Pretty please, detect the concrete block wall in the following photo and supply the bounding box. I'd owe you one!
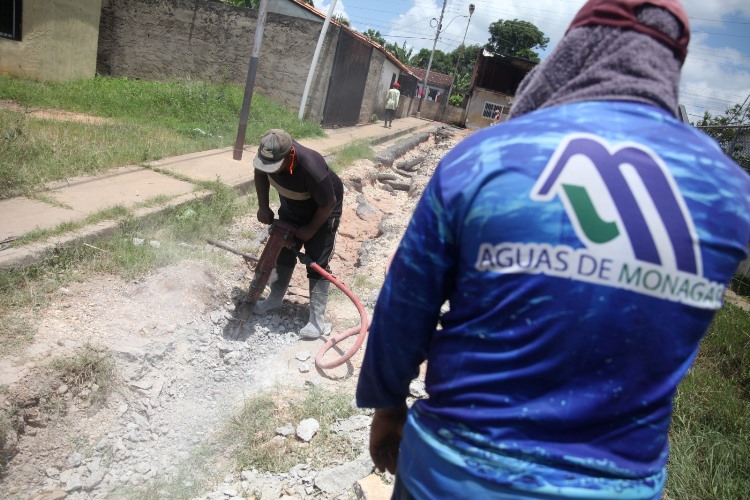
[359,49,386,125]
[97,0,338,124]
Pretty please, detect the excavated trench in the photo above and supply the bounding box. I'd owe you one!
[0,126,467,499]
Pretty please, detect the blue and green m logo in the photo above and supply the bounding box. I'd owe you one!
[531,134,702,276]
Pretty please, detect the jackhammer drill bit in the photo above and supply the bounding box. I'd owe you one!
[225,220,298,339]
[206,239,258,263]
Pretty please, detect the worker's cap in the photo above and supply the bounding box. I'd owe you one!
[393,82,401,88]
[253,129,293,173]
[567,0,690,63]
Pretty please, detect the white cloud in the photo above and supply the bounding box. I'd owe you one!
[680,34,750,119]
[315,0,349,21]
[681,0,750,25]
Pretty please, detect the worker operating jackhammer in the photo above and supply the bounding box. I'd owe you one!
[250,129,344,340]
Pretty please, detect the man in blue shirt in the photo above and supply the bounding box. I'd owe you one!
[356,0,750,498]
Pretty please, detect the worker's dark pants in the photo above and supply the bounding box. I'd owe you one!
[385,108,395,125]
[277,212,339,282]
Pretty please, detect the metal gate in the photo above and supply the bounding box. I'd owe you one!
[322,30,372,127]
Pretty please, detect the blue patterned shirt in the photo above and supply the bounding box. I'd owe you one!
[356,101,750,498]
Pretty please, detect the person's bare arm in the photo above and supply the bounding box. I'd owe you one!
[369,404,408,474]
[255,170,274,224]
[296,198,336,241]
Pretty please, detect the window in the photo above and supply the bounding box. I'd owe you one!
[483,102,505,119]
[0,0,23,41]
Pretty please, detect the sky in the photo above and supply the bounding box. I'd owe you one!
[313,0,750,122]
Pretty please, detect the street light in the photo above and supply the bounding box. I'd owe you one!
[433,11,471,33]
[416,0,448,117]
[440,3,475,122]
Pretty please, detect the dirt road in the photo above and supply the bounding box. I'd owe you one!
[0,129,466,499]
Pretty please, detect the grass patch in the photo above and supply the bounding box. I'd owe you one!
[13,204,132,247]
[0,75,325,198]
[0,109,216,199]
[0,250,77,355]
[328,140,374,173]
[50,345,116,406]
[29,192,73,210]
[0,314,35,357]
[350,273,379,297]
[665,303,750,499]
[231,386,360,473]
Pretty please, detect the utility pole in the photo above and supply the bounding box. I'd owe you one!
[233,0,271,160]
[299,0,338,120]
[416,0,448,118]
[440,3,474,123]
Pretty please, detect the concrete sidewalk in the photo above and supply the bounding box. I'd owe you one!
[0,117,436,268]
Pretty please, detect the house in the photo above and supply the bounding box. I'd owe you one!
[405,66,453,103]
[464,49,537,129]
[402,65,456,122]
[0,0,103,82]
[0,0,413,128]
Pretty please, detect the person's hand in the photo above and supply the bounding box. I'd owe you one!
[257,207,274,225]
[369,405,407,474]
[295,224,316,242]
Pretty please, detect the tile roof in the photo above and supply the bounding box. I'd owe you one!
[406,66,454,88]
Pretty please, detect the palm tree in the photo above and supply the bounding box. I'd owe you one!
[333,13,350,26]
[385,41,413,65]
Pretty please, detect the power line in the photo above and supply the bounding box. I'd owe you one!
[689,16,750,25]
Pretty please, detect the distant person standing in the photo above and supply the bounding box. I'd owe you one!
[492,107,502,125]
[384,82,401,128]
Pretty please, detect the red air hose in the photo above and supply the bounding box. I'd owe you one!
[310,262,370,370]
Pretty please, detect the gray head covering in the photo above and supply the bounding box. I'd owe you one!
[509,6,684,119]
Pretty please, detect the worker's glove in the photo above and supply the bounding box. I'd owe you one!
[369,404,408,474]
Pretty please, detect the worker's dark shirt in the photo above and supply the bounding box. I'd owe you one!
[267,141,343,225]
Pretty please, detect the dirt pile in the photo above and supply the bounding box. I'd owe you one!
[0,128,467,499]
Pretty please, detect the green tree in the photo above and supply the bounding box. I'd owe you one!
[487,19,549,62]
[452,72,471,93]
[451,44,481,78]
[363,29,386,46]
[409,49,453,75]
[449,93,464,107]
[385,41,413,65]
[696,102,750,170]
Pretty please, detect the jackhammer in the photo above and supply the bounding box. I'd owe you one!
[208,220,369,370]
[209,220,299,340]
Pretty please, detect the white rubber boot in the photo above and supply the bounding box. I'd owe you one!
[254,265,294,315]
[299,279,332,339]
